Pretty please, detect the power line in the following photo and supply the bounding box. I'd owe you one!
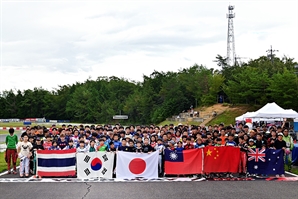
[266,45,279,64]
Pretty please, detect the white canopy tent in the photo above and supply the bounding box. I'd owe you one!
[235,102,298,121]
[249,102,298,118]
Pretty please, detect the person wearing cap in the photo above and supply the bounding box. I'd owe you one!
[248,139,256,149]
[282,129,294,171]
[5,128,18,174]
[167,140,176,151]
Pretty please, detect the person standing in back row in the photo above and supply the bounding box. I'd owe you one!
[5,128,18,174]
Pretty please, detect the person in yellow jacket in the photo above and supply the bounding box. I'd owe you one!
[282,129,294,171]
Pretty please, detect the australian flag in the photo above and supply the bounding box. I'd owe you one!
[247,148,284,175]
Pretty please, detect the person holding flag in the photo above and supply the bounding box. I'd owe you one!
[282,129,294,172]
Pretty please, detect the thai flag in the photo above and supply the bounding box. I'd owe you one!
[36,149,76,177]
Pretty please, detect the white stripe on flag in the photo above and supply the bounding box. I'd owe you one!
[37,166,75,172]
[37,153,75,159]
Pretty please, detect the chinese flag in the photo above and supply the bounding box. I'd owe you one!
[203,146,240,173]
[164,149,203,174]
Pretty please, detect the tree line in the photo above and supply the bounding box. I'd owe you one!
[0,55,297,124]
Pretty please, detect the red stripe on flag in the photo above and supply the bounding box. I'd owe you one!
[37,170,75,177]
[37,149,76,154]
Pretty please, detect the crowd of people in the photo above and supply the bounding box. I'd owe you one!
[5,122,295,178]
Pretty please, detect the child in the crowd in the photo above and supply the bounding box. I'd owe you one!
[181,135,187,147]
[77,140,88,153]
[150,136,157,148]
[238,136,248,177]
[43,135,52,150]
[32,137,44,179]
[190,136,196,146]
[17,134,33,177]
[175,141,184,152]
[112,134,121,149]
[195,138,205,148]
[184,138,195,150]
[142,138,154,153]
[248,139,256,148]
[255,133,267,149]
[128,140,136,152]
[51,128,59,141]
[135,141,143,153]
[89,139,97,152]
[97,138,107,151]
[5,128,18,174]
[58,133,68,149]
[49,141,61,150]
[107,142,116,152]
[155,138,165,177]
[225,134,237,146]
[71,130,80,147]
[65,139,75,149]
[215,138,223,147]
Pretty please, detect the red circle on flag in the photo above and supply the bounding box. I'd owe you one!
[129,158,146,174]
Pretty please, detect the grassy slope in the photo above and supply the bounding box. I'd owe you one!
[158,104,260,127]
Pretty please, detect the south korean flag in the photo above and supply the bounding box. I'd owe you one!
[77,152,115,179]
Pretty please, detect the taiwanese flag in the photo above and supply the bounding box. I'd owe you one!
[164,149,203,174]
[203,146,240,173]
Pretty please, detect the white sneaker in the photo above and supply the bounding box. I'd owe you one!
[275,174,280,177]
[281,174,285,177]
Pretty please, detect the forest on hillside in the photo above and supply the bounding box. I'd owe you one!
[0,55,297,124]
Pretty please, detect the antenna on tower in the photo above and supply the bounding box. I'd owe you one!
[266,45,278,64]
[226,5,236,66]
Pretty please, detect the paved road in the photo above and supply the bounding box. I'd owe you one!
[0,131,21,143]
[0,181,297,199]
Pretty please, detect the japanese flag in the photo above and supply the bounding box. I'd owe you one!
[116,151,159,179]
[77,152,115,179]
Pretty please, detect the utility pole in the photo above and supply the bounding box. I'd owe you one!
[226,5,236,66]
[266,45,278,64]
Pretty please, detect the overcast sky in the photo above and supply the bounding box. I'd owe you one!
[1,0,297,92]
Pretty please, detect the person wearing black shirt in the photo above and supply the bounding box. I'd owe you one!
[118,139,129,152]
[274,133,287,150]
[255,133,267,149]
[32,137,44,178]
[142,138,154,153]
[127,140,136,152]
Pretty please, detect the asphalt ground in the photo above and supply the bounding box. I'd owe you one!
[0,181,297,199]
